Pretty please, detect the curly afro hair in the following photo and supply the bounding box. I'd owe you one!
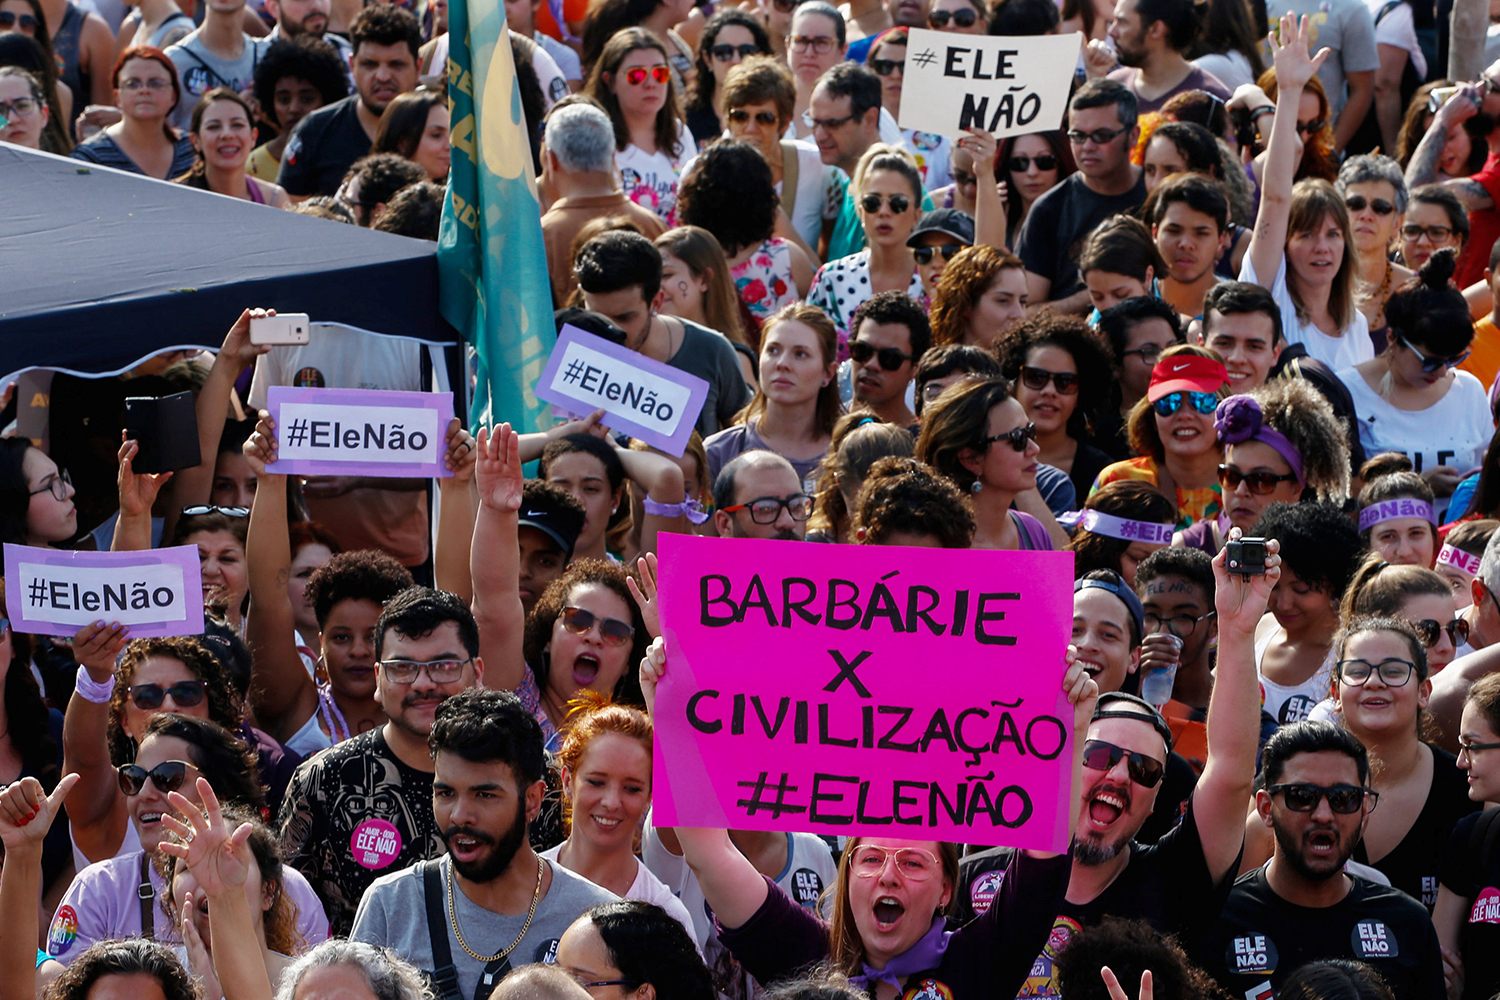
[676,139,779,256]
[1241,376,1350,504]
[1054,916,1221,1000]
[994,313,1116,440]
[852,457,975,548]
[523,559,649,707]
[1251,500,1364,599]
[305,550,414,630]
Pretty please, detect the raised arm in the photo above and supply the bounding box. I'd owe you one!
[0,775,77,1000]
[470,424,529,693]
[241,412,318,742]
[1194,529,1280,881]
[1404,78,1496,212]
[517,410,610,464]
[433,418,479,602]
[110,437,173,553]
[965,129,1007,250]
[60,621,130,863]
[614,444,686,558]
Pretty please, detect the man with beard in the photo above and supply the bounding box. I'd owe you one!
[265,0,354,87]
[1095,0,1228,115]
[950,536,1272,998]
[278,586,484,935]
[1149,174,1229,324]
[351,688,614,998]
[1204,721,1444,997]
[711,451,813,539]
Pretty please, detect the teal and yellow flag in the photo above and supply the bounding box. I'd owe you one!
[439,0,555,431]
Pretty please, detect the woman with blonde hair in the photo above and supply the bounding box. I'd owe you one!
[1240,17,1370,371]
[806,414,915,543]
[655,226,758,385]
[928,245,1029,349]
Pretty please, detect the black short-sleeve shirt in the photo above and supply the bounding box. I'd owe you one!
[1353,746,1479,909]
[1013,172,1148,300]
[1439,808,1500,1000]
[277,95,371,197]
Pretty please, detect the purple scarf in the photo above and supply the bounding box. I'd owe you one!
[851,916,953,991]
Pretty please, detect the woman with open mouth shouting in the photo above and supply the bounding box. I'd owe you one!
[635,636,1097,1000]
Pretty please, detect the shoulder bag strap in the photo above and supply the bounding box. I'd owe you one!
[138,853,155,941]
[780,141,800,222]
[423,860,465,1000]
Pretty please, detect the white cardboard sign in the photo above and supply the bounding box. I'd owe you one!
[897,30,1083,139]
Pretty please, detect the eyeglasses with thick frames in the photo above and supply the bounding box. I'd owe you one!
[722,494,816,523]
[1398,334,1470,373]
[1402,224,1455,243]
[928,7,977,27]
[1344,195,1394,216]
[1458,737,1500,756]
[1267,782,1377,814]
[1008,154,1058,172]
[1151,391,1218,417]
[1143,610,1215,639]
[1019,366,1079,395]
[622,65,670,86]
[560,606,636,646]
[118,760,195,796]
[848,844,942,880]
[0,97,39,119]
[1335,657,1418,687]
[850,340,914,371]
[1121,342,1166,363]
[1218,464,1298,495]
[859,192,910,214]
[912,243,965,265]
[983,422,1037,452]
[1067,125,1128,146]
[378,658,473,684]
[711,43,761,61]
[727,108,779,126]
[803,109,855,131]
[870,57,904,76]
[1081,739,1165,787]
[788,34,837,53]
[28,468,71,501]
[1412,617,1469,648]
[127,680,208,711]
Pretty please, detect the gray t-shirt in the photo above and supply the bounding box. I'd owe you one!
[351,856,617,997]
[667,317,753,437]
[164,31,270,131]
[1267,0,1379,119]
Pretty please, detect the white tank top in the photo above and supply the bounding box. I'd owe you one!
[1255,627,1337,726]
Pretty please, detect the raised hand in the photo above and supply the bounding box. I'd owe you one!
[1083,39,1116,78]
[179,898,224,1000]
[1212,529,1280,635]
[1101,966,1152,1000]
[1062,644,1100,732]
[626,553,662,639]
[1268,14,1330,93]
[442,418,478,482]
[160,778,254,900]
[475,423,523,513]
[0,774,79,854]
[73,620,129,679]
[639,636,667,718]
[219,309,273,368]
[242,410,279,476]
[960,128,998,179]
[548,409,610,442]
[117,435,173,519]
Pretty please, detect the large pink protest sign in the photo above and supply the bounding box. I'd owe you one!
[653,534,1076,851]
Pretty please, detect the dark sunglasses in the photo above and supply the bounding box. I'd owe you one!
[1267,782,1376,814]
[623,65,671,85]
[983,422,1037,452]
[127,680,208,711]
[950,168,977,187]
[560,606,636,646]
[928,7,978,27]
[771,0,798,11]
[912,242,966,265]
[727,108,779,126]
[117,760,192,796]
[1082,739,1165,788]
[851,340,914,371]
[870,58,904,76]
[711,43,761,60]
[1412,618,1470,648]
[860,192,911,214]
[1217,464,1298,495]
[1398,334,1471,374]
[1344,195,1395,216]
[1294,118,1327,136]
[0,10,38,28]
[1151,391,1218,417]
[1007,154,1058,172]
[1019,366,1079,395]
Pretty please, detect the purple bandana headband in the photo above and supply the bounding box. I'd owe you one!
[1438,543,1482,576]
[1059,509,1175,545]
[1213,395,1305,487]
[1358,498,1437,532]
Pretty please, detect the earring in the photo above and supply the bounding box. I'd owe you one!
[971,480,982,494]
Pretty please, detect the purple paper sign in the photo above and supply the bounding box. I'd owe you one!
[4,544,206,638]
[263,387,454,478]
[533,324,709,457]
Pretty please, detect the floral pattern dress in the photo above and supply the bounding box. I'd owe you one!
[731,238,800,322]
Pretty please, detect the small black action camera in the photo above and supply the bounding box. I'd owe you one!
[1225,537,1268,575]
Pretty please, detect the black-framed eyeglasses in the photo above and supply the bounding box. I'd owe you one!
[983,422,1037,452]
[1081,739,1165,787]
[1458,737,1500,756]
[1267,782,1377,814]
[1067,125,1128,146]
[28,468,71,501]
[722,494,815,523]
[1398,334,1470,374]
[912,243,966,265]
[181,504,250,517]
[559,606,636,647]
[727,108,779,126]
[1019,366,1079,395]
[1344,195,1394,216]
[711,42,761,60]
[928,7,978,27]
[788,34,837,53]
[1336,657,1418,687]
[850,340,914,371]
[870,57,904,76]
[127,680,208,711]
[1152,391,1218,417]
[378,658,473,684]
[0,10,38,29]
[1402,223,1455,243]
[803,109,856,131]
[117,760,195,796]
[1008,154,1058,172]
[1412,617,1469,648]
[0,97,39,119]
[860,192,911,214]
[1121,342,1165,362]
[1218,464,1299,495]
[1144,610,1215,639]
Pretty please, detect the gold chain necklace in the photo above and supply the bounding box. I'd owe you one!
[446,855,545,963]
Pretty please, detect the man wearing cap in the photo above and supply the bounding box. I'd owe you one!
[908,208,974,301]
[950,538,1274,998]
[517,480,585,616]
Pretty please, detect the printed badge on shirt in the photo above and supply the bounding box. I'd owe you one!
[792,867,826,908]
[1352,919,1398,959]
[1227,933,1277,975]
[1471,886,1500,923]
[46,904,78,956]
[968,869,1005,916]
[903,979,953,1000]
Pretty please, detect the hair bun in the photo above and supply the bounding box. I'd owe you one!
[1420,246,1457,290]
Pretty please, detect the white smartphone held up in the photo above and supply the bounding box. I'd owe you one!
[249,313,311,346]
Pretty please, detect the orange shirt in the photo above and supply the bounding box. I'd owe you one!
[1460,314,1500,395]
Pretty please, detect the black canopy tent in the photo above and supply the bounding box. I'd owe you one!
[0,143,461,383]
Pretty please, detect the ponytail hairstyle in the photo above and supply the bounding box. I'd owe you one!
[1340,551,1451,624]
[1078,214,1167,285]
